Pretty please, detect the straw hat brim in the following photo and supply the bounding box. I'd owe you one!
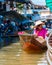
[34,20,45,28]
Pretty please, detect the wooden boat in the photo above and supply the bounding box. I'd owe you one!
[19,33,47,53]
[47,33,52,65]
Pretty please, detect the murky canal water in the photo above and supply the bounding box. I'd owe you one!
[0,37,49,65]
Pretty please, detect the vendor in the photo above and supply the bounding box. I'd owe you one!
[33,20,48,39]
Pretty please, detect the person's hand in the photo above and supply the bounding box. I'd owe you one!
[46,33,50,37]
[38,36,44,39]
[46,28,48,30]
[34,34,38,38]
[30,25,34,29]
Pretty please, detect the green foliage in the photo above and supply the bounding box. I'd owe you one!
[16,3,24,10]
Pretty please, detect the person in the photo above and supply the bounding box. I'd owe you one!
[0,24,4,49]
[33,20,48,39]
[13,7,17,11]
[23,3,27,17]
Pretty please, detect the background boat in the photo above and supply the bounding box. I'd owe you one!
[47,32,52,65]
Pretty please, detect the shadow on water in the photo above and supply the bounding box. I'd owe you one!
[21,44,47,54]
[0,36,20,48]
[22,48,47,54]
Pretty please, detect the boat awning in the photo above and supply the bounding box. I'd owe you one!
[46,0,52,12]
[0,0,4,2]
[15,0,30,3]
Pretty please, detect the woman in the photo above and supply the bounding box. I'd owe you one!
[34,20,48,39]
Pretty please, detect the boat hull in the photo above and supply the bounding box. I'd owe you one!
[19,34,47,53]
[23,42,47,53]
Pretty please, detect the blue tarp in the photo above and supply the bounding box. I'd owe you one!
[16,0,29,2]
[0,0,4,2]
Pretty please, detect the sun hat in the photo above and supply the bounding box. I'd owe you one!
[35,20,44,27]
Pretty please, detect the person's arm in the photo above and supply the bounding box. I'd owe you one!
[46,31,50,37]
[33,29,38,38]
[3,27,9,35]
[38,36,44,39]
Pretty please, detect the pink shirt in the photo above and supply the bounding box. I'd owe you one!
[34,28,47,38]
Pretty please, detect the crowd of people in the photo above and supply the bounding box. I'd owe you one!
[0,19,19,48]
[0,19,18,36]
[0,16,33,48]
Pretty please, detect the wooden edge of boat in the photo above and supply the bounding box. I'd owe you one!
[47,33,52,65]
[47,51,52,65]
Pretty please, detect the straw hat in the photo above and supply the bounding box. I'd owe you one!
[35,20,44,27]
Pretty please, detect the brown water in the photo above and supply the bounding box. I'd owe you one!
[0,38,49,65]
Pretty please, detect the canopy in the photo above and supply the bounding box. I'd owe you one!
[0,0,4,2]
[15,0,29,3]
[46,0,52,12]
[30,0,46,6]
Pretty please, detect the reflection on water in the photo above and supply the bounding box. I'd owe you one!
[0,37,49,65]
[20,51,49,65]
